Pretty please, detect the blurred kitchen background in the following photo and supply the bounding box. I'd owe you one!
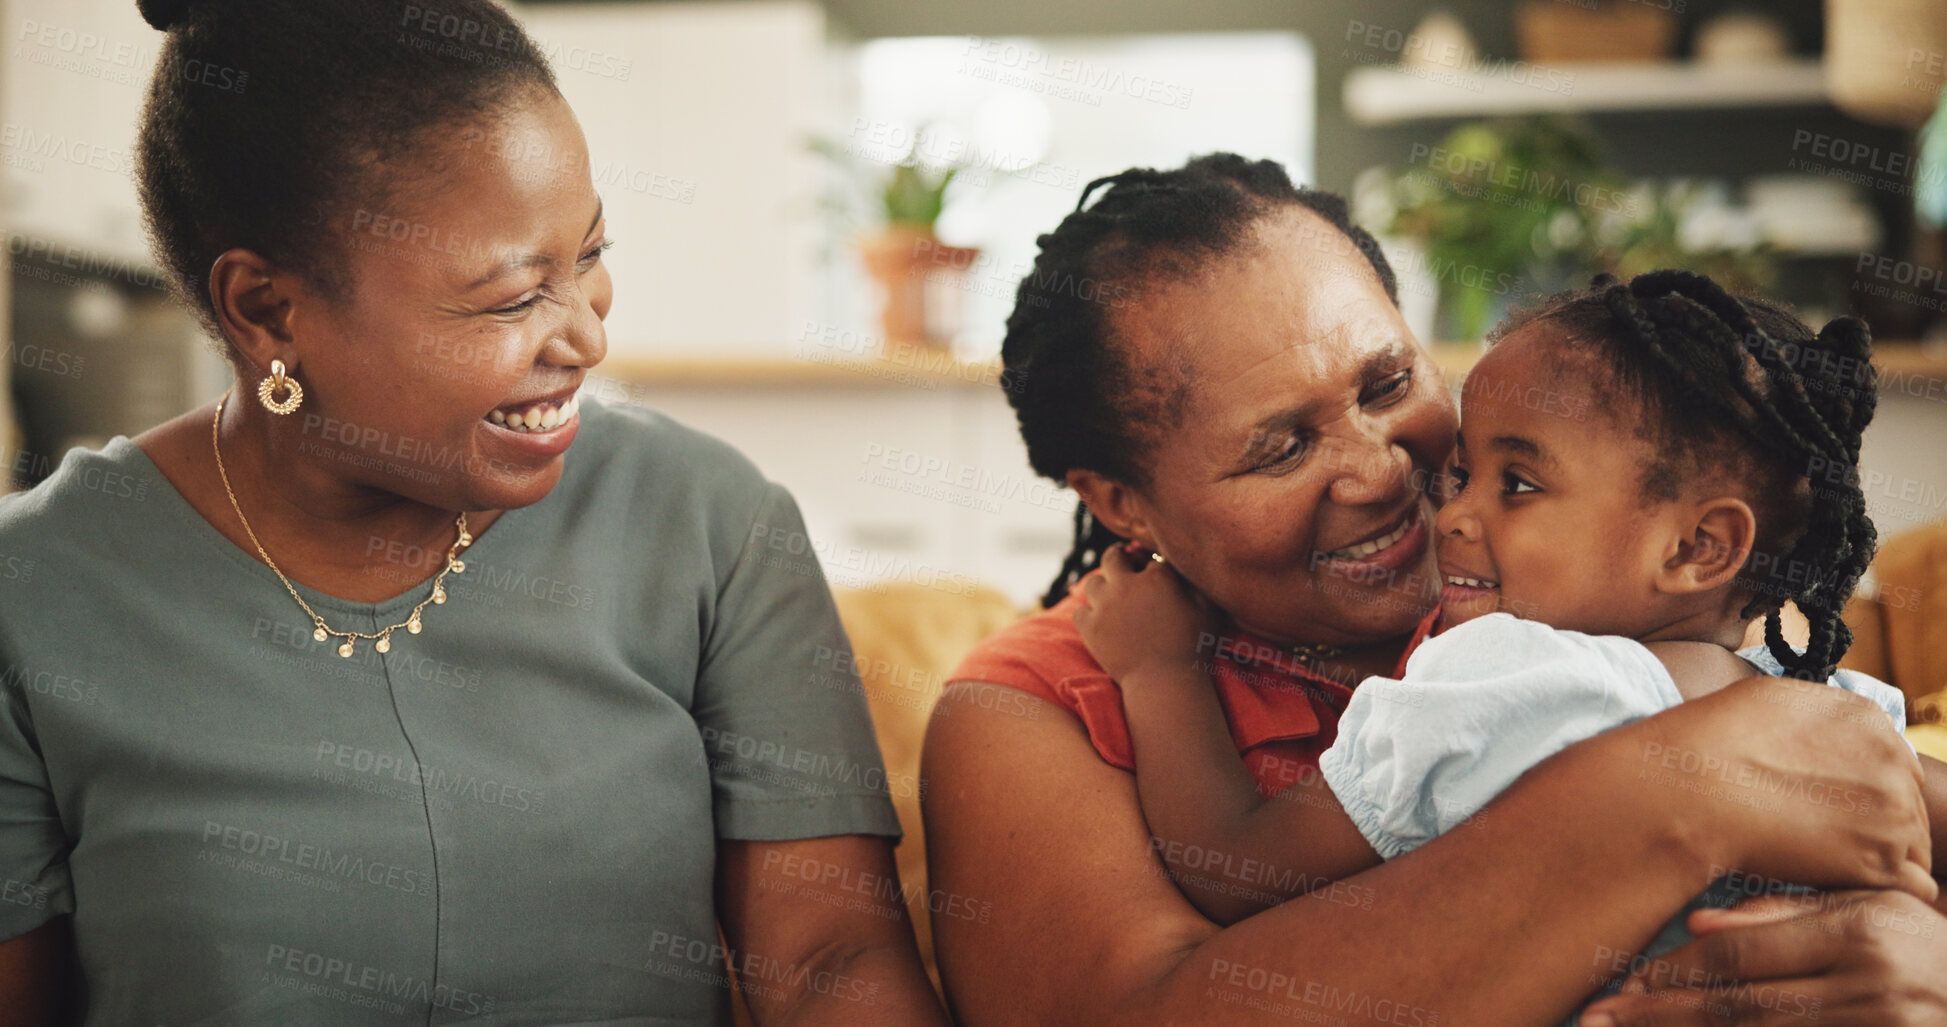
[5,0,1947,608]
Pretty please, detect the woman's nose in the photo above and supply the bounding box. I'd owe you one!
[551,274,610,369]
[1324,433,1410,508]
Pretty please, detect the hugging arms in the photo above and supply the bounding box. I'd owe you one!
[922,156,1944,1025]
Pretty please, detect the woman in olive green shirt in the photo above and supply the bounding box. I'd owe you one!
[0,1,946,1024]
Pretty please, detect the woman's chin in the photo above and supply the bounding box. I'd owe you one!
[392,457,565,516]
[460,462,566,512]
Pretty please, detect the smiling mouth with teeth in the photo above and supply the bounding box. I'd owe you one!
[1443,575,1499,590]
[1321,512,1415,561]
[486,394,580,432]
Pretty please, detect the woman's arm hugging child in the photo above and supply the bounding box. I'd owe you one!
[1076,269,1944,1014]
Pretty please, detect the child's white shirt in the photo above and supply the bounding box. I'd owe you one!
[1319,612,1911,861]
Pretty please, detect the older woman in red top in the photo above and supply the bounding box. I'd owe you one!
[921,154,1947,1025]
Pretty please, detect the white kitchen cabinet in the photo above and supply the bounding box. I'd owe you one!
[596,372,1073,612]
[2,0,158,266]
[514,1,831,360]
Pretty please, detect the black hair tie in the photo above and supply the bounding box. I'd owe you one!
[136,0,197,32]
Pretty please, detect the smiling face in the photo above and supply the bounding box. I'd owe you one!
[1435,323,1688,633]
[286,86,611,512]
[1102,206,1457,648]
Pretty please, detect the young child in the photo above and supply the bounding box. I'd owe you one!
[1074,270,1942,1019]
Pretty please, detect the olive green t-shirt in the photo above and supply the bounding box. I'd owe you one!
[0,395,900,1025]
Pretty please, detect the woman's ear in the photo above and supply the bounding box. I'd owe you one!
[208,247,302,373]
[1657,496,1757,595]
[1065,468,1157,550]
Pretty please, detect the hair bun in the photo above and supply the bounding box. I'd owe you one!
[136,0,195,31]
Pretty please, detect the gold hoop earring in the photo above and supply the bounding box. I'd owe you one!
[257,359,304,415]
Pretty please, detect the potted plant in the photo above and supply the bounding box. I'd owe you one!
[1379,115,1774,341]
[814,130,980,346]
[858,162,980,345]
[1384,116,1624,340]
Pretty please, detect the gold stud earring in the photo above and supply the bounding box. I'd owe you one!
[257,359,304,415]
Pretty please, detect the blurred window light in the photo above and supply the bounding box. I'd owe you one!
[841,33,1315,357]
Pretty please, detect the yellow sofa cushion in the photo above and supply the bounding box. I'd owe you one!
[1842,518,1947,716]
[832,582,1021,996]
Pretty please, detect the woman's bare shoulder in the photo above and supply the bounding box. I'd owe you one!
[922,682,1215,1024]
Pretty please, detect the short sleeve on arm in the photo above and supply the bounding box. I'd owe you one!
[0,684,73,940]
[1319,614,1678,859]
[1736,646,1915,754]
[1819,668,1912,755]
[1831,670,1908,728]
[693,481,903,842]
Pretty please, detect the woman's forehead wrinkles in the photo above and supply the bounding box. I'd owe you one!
[1208,332,1320,390]
[1205,311,1401,394]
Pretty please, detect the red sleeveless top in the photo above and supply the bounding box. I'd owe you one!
[946,579,1441,797]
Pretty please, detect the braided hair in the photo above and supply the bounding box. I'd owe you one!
[1002,153,1399,607]
[1493,271,1878,680]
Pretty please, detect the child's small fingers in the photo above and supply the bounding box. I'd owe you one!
[1075,576,1104,609]
[1685,894,1808,934]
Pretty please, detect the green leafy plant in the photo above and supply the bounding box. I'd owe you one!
[1380,115,1777,340]
[1598,181,1774,295]
[809,127,962,233]
[879,161,958,229]
[1385,116,1624,339]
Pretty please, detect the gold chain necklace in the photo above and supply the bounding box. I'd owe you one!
[211,398,473,658]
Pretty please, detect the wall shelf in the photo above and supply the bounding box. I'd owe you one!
[1870,342,1947,387]
[1343,58,1829,126]
[598,350,1004,391]
[1429,341,1946,389]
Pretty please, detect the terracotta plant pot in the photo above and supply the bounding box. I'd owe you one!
[859,225,980,346]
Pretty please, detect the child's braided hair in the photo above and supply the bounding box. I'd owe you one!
[1000,153,1398,608]
[1495,270,1878,680]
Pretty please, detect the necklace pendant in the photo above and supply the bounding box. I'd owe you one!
[215,399,463,664]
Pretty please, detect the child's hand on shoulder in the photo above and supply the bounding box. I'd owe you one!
[1073,545,1220,685]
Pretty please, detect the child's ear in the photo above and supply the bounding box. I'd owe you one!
[1656,497,1756,595]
